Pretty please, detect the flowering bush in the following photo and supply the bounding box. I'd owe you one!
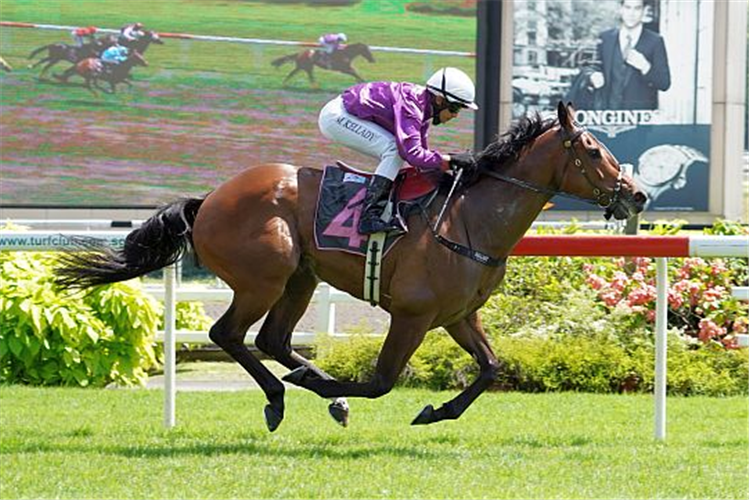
[584,256,747,349]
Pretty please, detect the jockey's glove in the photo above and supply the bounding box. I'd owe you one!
[448,151,476,171]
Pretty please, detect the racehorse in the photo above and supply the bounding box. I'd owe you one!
[55,103,646,432]
[54,31,163,84]
[71,51,148,95]
[27,36,114,79]
[271,43,375,85]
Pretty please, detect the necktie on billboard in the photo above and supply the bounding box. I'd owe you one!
[622,33,633,60]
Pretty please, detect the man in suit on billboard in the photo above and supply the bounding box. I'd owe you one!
[588,0,671,110]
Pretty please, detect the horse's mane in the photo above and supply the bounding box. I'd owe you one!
[449,113,556,190]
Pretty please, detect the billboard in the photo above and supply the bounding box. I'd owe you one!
[512,0,714,213]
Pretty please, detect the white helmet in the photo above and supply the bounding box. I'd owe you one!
[426,67,478,110]
[338,33,347,42]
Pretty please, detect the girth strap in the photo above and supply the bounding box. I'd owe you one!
[434,233,506,267]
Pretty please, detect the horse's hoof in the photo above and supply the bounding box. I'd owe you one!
[328,398,349,427]
[411,404,436,426]
[264,404,284,433]
[282,366,309,386]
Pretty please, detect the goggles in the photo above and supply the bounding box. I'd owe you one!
[447,101,466,114]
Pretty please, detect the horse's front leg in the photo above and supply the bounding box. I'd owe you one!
[283,313,432,400]
[282,67,301,85]
[342,68,364,83]
[85,77,98,96]
[412,311,500,425]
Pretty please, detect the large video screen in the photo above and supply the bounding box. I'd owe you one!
[0,0,477,208]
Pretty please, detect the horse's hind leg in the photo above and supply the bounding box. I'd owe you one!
[209,291,288,432]
[412,312,500,425]
[284,312,433,401]
[254,264,350,426]
[38,59,57,78]
[28,57,49,70]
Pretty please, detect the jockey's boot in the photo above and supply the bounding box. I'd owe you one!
[358,175,405,235]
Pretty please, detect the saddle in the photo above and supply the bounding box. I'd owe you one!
[314,162,442,257]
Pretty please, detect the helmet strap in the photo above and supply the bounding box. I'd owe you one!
[430,95,447,125]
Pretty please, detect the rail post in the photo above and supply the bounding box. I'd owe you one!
[163,265,177,428]
[654,257,668,440]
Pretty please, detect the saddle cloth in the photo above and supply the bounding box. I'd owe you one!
[313,163,440,257]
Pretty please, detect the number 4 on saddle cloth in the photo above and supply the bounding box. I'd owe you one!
[314,162,442,256]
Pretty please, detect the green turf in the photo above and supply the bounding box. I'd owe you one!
[1,384,747,499]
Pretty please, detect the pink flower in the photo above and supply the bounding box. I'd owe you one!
[627,285,656,306]
[586,274,607,290]
[600,289,622,307]
[667,289,684,309]
[688,282,703,305]
[645,309,656,322]
[610,271,629,292]
[732,317,748,334]
[632,256,652,273]
[710,260,727,276]
[698,318,726,343]
[631,271,646,283]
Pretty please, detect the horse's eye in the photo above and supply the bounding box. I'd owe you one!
[589,148,602,159]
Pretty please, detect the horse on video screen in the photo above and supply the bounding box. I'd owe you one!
[271,43,375,85]
[55,103,646,432]
[27,37,115,79]
[71,51,148,95]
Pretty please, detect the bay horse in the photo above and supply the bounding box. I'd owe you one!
[54,32,163,84]
[27,37,114,79]
[55,103,646,432]
[71,51,148,95]
[271,43,375,85]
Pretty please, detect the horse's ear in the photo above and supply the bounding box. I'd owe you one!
[557,101,573,131]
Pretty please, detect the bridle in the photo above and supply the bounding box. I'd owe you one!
[429,124,628,267]
[481,125,624,216]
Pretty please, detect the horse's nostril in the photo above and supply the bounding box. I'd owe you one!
[634,192,648,204]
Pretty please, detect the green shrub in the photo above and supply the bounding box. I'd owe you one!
[0,251,160,387]
[494,336,634,393]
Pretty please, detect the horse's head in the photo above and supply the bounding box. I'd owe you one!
[145,31,165,45]
[553,101,646,220]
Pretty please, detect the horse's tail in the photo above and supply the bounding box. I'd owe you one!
[28,44,53,59]
[271,53,296,68]
[55,198,204,289]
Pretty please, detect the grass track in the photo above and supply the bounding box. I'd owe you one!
[1,385,747,499]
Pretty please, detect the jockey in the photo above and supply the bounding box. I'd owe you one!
[119,22,145,45]
[318,32,347,54]
[318,67,478,234]
[71,26,97,47]
[101,44,129,69]
[316,32,346,67]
